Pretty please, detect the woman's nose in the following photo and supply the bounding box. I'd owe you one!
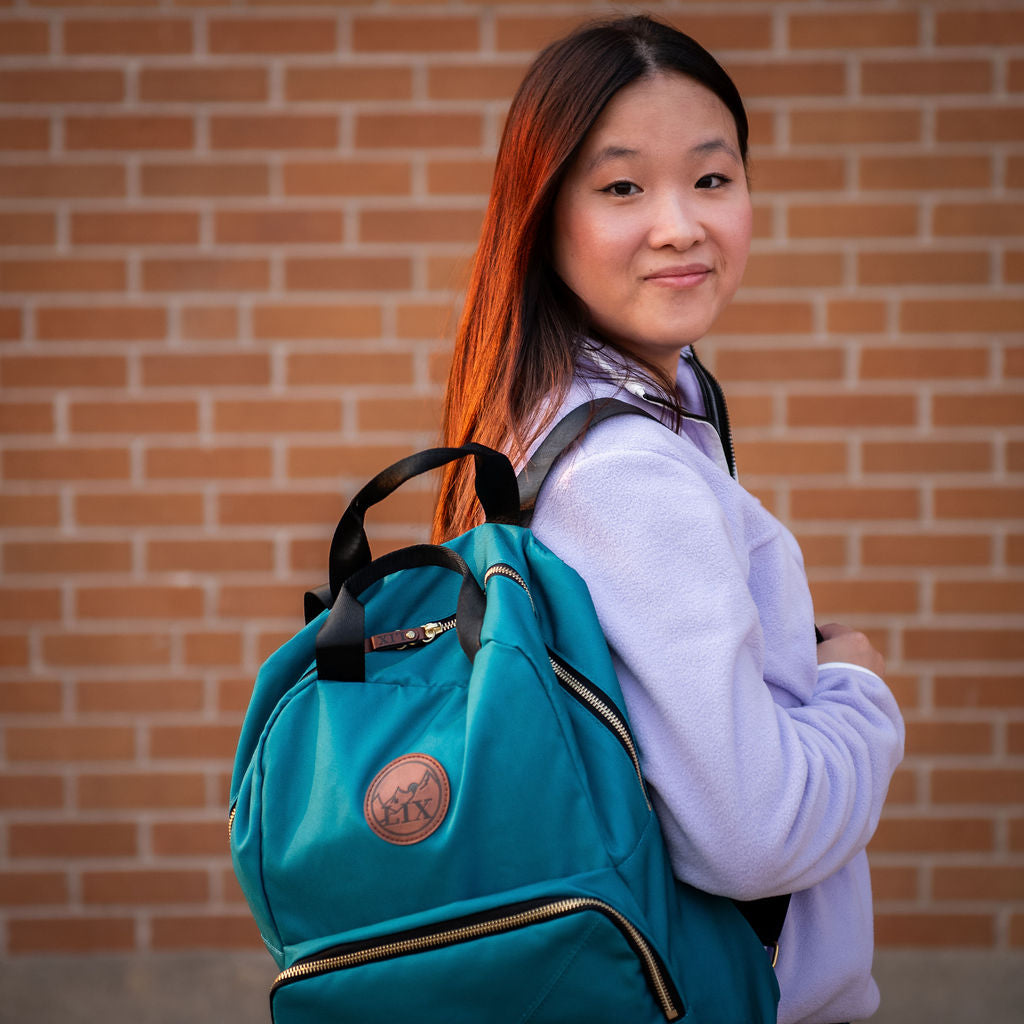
[647,192,706,250]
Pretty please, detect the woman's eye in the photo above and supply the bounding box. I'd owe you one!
[696,173,731,189]
[602,180,641,197]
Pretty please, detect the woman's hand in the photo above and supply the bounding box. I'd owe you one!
[816,622,886,678]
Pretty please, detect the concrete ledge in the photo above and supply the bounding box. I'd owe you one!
[2,949,1021,1022]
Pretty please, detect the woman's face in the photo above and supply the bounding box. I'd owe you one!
[551,72,752,377]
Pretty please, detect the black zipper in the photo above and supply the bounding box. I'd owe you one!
[687,349,737,479]
[270,895,683,1020]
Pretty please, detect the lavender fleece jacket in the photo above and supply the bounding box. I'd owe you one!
[523,346,905,1024]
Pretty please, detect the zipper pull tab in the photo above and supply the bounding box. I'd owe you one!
[368,627,428,651]
[422,622,444,642]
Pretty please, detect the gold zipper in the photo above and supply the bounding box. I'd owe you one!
[485,562,650,810]
[228,803,236,843]
[547,655,651,811]
[271,896,681,1020]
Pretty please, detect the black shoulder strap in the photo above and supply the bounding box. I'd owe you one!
[516,398,661,527]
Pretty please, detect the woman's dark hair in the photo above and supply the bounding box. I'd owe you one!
[433,15,748,542]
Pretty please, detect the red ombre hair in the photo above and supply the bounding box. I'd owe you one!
[433,16,748,542]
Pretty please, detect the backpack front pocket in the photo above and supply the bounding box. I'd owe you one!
[270,896,683,1024]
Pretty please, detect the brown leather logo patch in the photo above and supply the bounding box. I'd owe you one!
[364,753,450,845]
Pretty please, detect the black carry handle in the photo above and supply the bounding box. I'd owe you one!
[328,442,519,601]
[316,544,486,683]
[518,399,661,526]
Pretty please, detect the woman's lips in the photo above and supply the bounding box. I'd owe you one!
[644,265,712,287]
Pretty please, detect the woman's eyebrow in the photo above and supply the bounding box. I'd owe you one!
[584,145,640,173]
[690,137,740,162]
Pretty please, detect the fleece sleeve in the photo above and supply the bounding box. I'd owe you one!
[532,437,905,900]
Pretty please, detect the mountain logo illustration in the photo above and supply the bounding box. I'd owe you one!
[364,753,450,845]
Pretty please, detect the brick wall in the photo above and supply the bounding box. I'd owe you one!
[0,0,1021,958]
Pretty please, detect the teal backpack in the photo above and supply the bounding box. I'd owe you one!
[229,401,782,1023]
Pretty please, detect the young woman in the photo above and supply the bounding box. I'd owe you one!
[434,16,904,1024]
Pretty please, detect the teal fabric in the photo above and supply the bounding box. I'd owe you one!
[230,522,780,1023]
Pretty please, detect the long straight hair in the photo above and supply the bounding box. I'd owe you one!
[432,15,748,542]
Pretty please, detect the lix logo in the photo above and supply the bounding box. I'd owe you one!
[364,753,450,845]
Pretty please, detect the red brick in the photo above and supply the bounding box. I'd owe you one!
[139,67,267,102]
[789,11,919,48]
[788,203,918,238]
[735,441,848,477]
[0,680,62,714]
[283,159,411,197]
[353,16,478,52]
[790,487,920,521]
[6,725,135,762]
[731,60,846,99]
[0,164,125,199]
[426,160,494,196]
[214,398,341,433]
[286,351,414,387]
[10,822,137,859]
[252,304,381,340]
[787,393,917,428]
[3,448,130,481]
[904,628,1024,661]
[0,117,49,151]
[934,487,1024,520]
[76,679,204,714]
[0,19,49,54]
[397,304,456,341]
[42,633,171,668]
[862,533,991,568]
[933,867,1024,902]
[4,541,132,574]
[857,250,989,286]
[358,395,442,434]
[215,210,344,245]
[936,10,1024,45]
[149,724,240,760]
[211,115,337,150]
[141,162,269,197]
[934,675,1024,709]
[905,721,993,756]
[69,401,197,434]
[78,773,206,810]
[933,394,1024,427]
[142,258,269,292]
[902,300,1024,334]
[871,866,920,902]
[862,59,992,96]
[0,70,123,103]
[141,353,268,388]
[9,917,135,954]
[75,492,204,527]
[796,534,847,569]
[0,872,67,907]
[71,211,199,246]
[870,816,993,854]
[0,587,60,621]
[66,116,192,151]
[875,913,993,949]
[145,446,272,480]
[0,305,20,338]
[286,443,413,480]
[713,302,814,335]
[83,869,208,905]
[64,18,191,54]
[285,65,412,102]
[218,584,299,619]
[0,635,29,667]
[790,109,922,145]
[0,212,55,245]
[859,154,991,191]
[209,17,337,54]
[0,774,63,810]
[862,441,991,475]
[742,252,844,288]
[151,821,228,857]
[184,632,243,666]
[180,306,238,340]
[75,585,204,620]
[147,537,274,575]
[938,107,1024,142]
[935,202,1024,237]
[284,257,411,291]
[0,260,125,292]
[0,401,54,434]
[428,63,527,101]
[811,579,919,615]
[860,346,988,380]
[355,113,481,150]
[823,299,886,335]
[36,306,166,341]
[932,769,1024,805]
[717,345,844,382]
[151,914,262,950]
[218,490,341,526]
